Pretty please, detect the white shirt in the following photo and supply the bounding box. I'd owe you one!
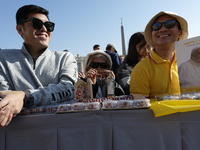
[178,59,200,87]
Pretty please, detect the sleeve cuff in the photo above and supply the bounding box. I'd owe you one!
[24,90,34,108]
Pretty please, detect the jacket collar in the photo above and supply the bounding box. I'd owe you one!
[21,43,51,58]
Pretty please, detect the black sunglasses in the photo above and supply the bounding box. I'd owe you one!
[22,17,55,32]
[152,20,177,31]
[90,62,108,69]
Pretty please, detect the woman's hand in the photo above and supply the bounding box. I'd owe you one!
[78,71,85,79]
[102,70,115,79]
[86,68,98,84]
[87,68,115,84]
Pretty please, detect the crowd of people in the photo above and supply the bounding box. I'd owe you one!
[0,4,195,128]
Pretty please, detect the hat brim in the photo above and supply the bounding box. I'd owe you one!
[144,11,188,47]
[84,50,112,73]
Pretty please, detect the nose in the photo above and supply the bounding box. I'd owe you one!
[159,23,168,31]
[40,24,47,31]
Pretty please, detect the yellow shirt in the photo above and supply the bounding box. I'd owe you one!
[130,50,180,98]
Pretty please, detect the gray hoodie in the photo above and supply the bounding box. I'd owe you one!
[0,44,78,108]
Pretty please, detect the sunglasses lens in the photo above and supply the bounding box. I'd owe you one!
[152,20,177,31]
[100,63,107,68]
[90,62,107,69]
[152,22,162,31]
[32,18,43,30]
[90,62,98,68]
[44,22,55,32]
[32,18,55,32]
[165,20,176,29]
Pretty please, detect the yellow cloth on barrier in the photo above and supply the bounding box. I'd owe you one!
[181,86,200,93]
[150,99,200,117]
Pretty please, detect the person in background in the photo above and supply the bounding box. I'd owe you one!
[93,44,100,50]
[105,43,122,75]
[85,50,124,98]
[0,5,77,127]
[117,32,152,95]
[179,46,200,88]
[119,55,125,62]
[63,49,69,52]
[130,11,188,98]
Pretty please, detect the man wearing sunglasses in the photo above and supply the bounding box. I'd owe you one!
[0,5,77,127]
[130,11,188,98]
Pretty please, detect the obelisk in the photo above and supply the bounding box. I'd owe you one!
[121,18,126,55]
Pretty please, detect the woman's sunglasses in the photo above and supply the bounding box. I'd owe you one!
[152,20,177,31]
[22,17,55,32]
[137,45,152,54]
[90,62,108,69]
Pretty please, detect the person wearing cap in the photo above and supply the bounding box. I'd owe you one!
[84,50,124,98]
[0,5,78,127]
[130,11,188,98]
[105,43,122,75]
[119,55,125,62]
[179,46,200,88]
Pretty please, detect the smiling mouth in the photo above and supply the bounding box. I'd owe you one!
[36,34,47,38]
[159,34,170,38]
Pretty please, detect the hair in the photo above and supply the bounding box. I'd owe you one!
[191,46,200,59]
[190,46,200,63]
[63,49,68,52]
[191,46,200,55]
[85,54,111,73]
[16,4,49,25]
[106,45,112,51]
[124,32,146,66]
[93,44,100,50]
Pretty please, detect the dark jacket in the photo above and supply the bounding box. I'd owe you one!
[105,51,122,75]
[116,62,136,95]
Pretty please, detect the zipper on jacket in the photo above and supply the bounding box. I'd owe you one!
[33,58,37,70]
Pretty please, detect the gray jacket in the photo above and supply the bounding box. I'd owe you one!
[0,44,78,108]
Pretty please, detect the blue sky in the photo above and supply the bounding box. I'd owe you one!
[0,0,199,57]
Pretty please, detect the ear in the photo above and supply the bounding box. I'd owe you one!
[16,24,24,36]
[178,29,183,38]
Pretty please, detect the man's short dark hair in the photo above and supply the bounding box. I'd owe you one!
[106,45,112,51]
[93,44,100,50]
[16,4,49,25]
